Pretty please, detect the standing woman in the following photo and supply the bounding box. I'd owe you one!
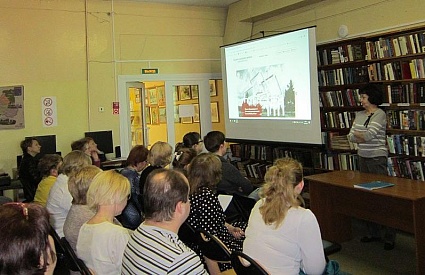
[243,158,326,275]
[347,84,395,250]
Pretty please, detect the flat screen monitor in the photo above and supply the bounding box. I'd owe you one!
[85,130,114,154]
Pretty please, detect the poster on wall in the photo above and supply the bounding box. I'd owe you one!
[41,96,57,127]
[0,85,24,129]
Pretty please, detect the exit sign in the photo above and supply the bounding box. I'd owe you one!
[141,68,159,74]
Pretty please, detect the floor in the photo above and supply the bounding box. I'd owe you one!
[328,219,416,275]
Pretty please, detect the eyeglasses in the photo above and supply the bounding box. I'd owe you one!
[196,140,203,144]
[4,202,29,220]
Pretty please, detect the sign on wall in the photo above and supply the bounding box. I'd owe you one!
[0,86,24,129]
[42,96,57,127]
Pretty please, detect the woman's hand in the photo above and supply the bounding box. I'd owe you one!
[226,223,245,239]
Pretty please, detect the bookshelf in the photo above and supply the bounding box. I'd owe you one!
[317,26,425,180]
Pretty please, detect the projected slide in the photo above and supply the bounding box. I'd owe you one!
[225,28,311,121]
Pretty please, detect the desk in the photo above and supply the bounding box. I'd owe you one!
[305,170,425,275]
[101,158,126,170]
[0,179,23,201]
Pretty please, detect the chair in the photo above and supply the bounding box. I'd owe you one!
[194,229,231,262]
[230,251,269,275]
[231,193,257,222]
[194,229,232,275]
[60,237,92,275]
[178,221,196,246]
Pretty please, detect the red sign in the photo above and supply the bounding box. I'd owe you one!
[113,102,119,115]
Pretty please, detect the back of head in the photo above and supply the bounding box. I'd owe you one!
[126,145,149,167]
[0,203,55,275]
[86,170,130,210]
[359,83,383,106]
[260,158,303,228]
[68,165,102,205]
[148,141,173,167]
[187,153,222,194]
[203,131,225,153]
[20,137,37,154]
[183,132,201,148]
[38,154,63,177]
[71,138,88,151]
[172,148,197,171]
[143,169,189,222]
[61,150,92,176]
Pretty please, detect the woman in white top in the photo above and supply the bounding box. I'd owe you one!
[46,150,92,237]
[243,158,326,275]
[77,170,131,275]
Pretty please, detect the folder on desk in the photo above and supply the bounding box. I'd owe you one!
[354,181,395,190]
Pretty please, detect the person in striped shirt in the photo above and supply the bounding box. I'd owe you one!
[348,83,396,250]
[121,169,207,275]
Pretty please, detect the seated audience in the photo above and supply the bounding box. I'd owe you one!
[122,169,207,274]
[46,150,92,237]
[18,137,42,201]
[118,145,149,230]
[204,131,253,195]
[63,165,102,252]
[34,154,63,207]
[186,153,245,272]
[139,141,173,196]
[172,147,197,176]
[77,170,131,275]
[0,202,56,275]
[243,158,326,275]
[182,131,205,154]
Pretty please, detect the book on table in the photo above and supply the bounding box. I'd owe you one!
[354,181,395,190]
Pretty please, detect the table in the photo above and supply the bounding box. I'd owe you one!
[305,170,425,275]
[0,179,23,201]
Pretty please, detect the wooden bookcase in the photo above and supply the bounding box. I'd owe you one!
[317,26,425,180]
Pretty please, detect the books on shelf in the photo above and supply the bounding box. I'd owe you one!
[354,181,395,190]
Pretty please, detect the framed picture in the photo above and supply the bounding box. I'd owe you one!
[211,101,219,123]
[145,106,151,124]
[209,80,217,97]
[191,85,199,99]
[147,87,158,105]
[157,86,165,106]
[174,105,180,123]
[193,103,200,123]
[159,107,167,123]
[178,85,191,101]
[150,105,159,125]
[181,116,193,124]
[134,89,140,103]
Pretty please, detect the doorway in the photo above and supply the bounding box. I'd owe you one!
[119,73,221,157]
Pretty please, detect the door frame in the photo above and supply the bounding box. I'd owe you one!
[118,73,221,157]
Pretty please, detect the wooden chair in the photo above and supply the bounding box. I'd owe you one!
[194,229,232,275]
[60,237,92,275]
[231,193,256,222]
[178,221,196,246]
[230,251,269,275]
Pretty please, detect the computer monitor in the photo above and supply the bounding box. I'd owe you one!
[84,130,114,154]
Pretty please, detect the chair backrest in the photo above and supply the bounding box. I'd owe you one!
[60,237,92,275]
[178,221,196,246]
[195,229,231,262]
[232,193,256,222]
[230,251,269,275]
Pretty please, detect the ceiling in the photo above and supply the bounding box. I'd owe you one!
[125,0,240,8]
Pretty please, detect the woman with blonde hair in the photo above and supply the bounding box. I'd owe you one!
[64,165,102,252]
[243,158,326,275]
[46,150,92,237]
[76,170,131,275]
